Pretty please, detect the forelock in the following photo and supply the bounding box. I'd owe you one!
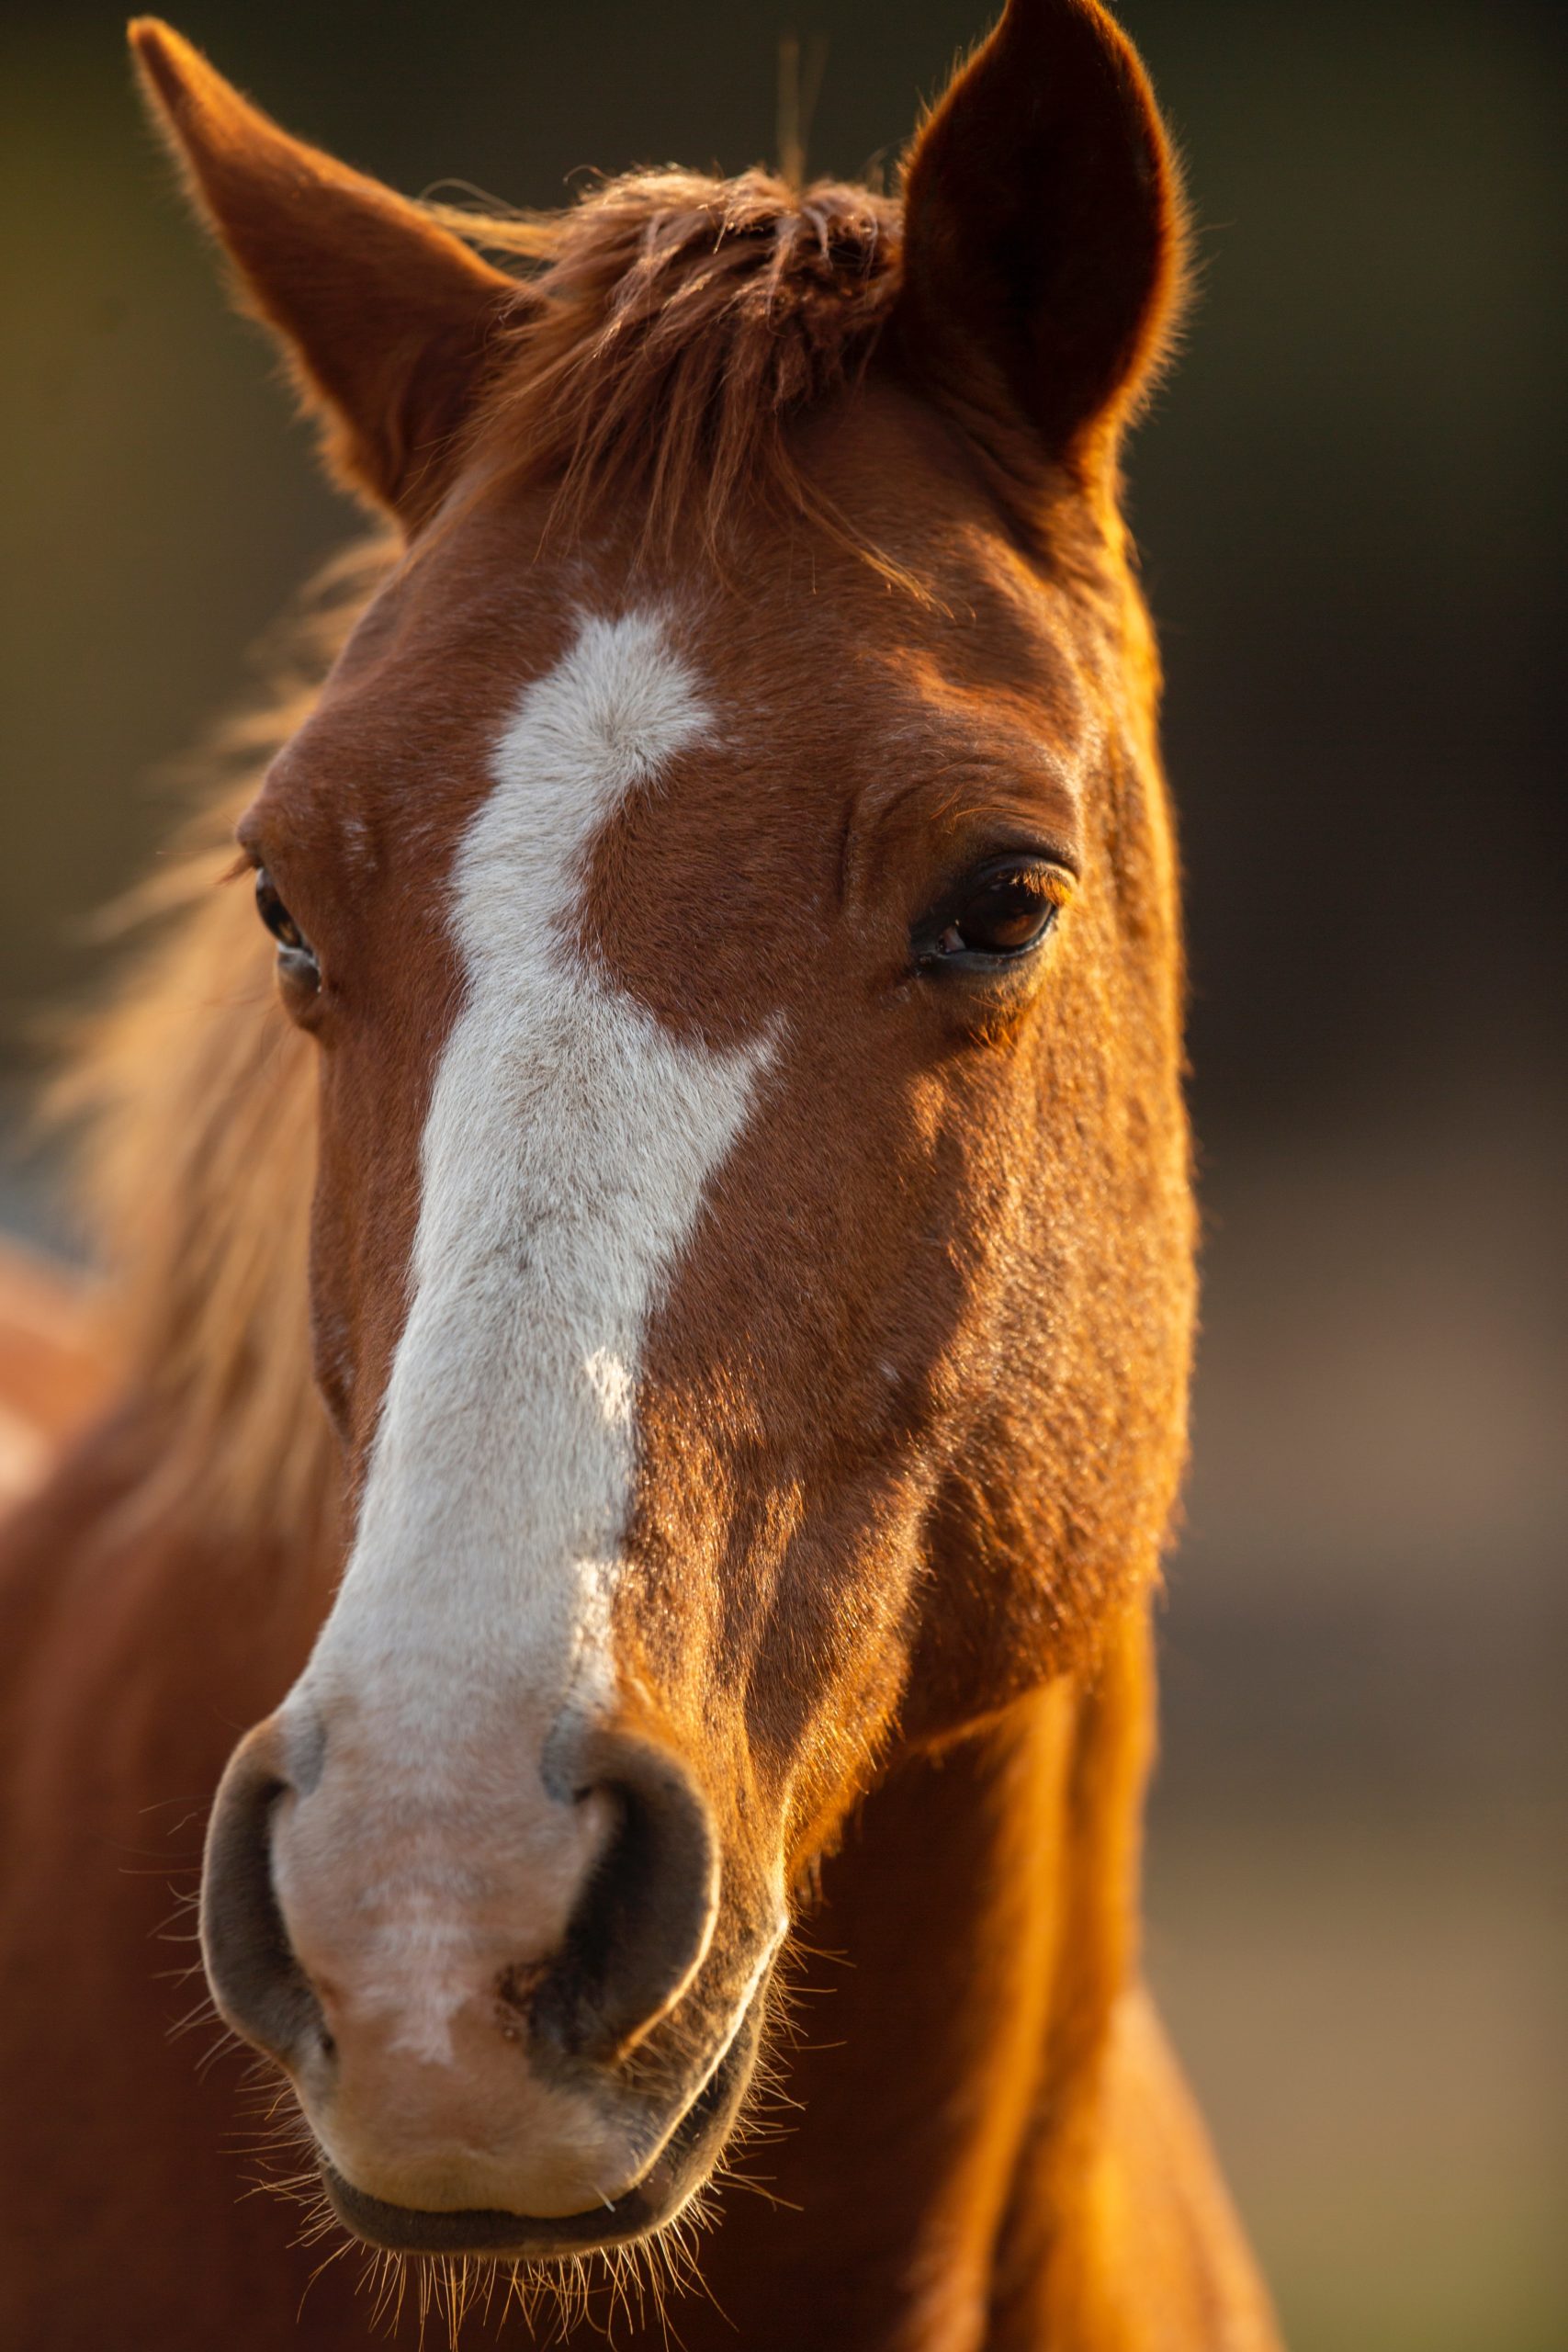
[432,167,903,552]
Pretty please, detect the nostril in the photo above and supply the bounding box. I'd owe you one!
[200,1724,330,2072]
[531,1731,718,2068]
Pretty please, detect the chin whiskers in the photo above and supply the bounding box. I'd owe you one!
[177,1942,810,2346]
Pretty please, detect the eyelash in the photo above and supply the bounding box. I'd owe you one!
[253,865,321,992]
[913,856,1071,975]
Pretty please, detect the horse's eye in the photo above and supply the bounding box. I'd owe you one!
[254,867,319,984]
[916,859,1066,972]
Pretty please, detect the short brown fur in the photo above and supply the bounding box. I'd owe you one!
[0,7,1279,2346]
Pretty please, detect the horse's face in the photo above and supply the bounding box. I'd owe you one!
[142,0,1190,2259]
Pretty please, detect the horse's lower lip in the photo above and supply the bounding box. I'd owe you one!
[315,1984,762,2261]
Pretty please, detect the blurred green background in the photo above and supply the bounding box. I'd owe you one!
[2,2,1564,2345]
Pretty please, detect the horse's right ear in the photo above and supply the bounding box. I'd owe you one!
[128,19,522,526]
[894,0,1185,495]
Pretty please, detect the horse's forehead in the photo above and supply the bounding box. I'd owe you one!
[271,481,1084,881]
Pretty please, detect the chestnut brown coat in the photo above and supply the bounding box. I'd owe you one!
[0,6,1280,2345]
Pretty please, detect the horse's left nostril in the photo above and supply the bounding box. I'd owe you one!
[531,1730,719,2068]
[200,1720,330,2071]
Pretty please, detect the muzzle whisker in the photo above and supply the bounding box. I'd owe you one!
[164,1989,220,2041]
[295,2229,355,2321]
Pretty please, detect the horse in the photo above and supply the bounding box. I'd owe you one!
[0,5,1282,2344]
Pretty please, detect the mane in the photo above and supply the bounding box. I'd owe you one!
[57,541,392,1544]
[436,167,903,555]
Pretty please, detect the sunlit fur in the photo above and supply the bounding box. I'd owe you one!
[0,6,1284,2346]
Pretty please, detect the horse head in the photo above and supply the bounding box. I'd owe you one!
[130,0,1193,2260]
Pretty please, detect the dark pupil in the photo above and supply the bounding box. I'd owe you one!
[254,867,306,955]
[950,873,1053,956]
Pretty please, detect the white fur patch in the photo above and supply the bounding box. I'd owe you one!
[280,611,769,2025]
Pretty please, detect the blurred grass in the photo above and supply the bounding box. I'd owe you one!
[1149,1825,1565,2352]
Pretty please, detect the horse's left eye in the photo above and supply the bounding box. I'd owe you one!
[254,867,320,986]
[916,860,1066,972]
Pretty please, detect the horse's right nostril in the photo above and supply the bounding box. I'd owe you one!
[531,1731,719,2069]
[200,1723,328,2069]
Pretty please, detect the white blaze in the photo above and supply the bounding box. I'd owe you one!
[286,612,768,1989]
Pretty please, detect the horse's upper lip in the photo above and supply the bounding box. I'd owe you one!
[316,1973,763,2260]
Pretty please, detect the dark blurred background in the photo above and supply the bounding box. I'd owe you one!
[3,2,1564,2344]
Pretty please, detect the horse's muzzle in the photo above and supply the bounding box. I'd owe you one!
[198,1707,738,2232]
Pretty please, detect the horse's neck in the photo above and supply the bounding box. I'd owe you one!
[698,1619,1155,2352]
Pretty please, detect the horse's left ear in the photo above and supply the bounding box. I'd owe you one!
[128,18,523,526]
[894,0,1185,489]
